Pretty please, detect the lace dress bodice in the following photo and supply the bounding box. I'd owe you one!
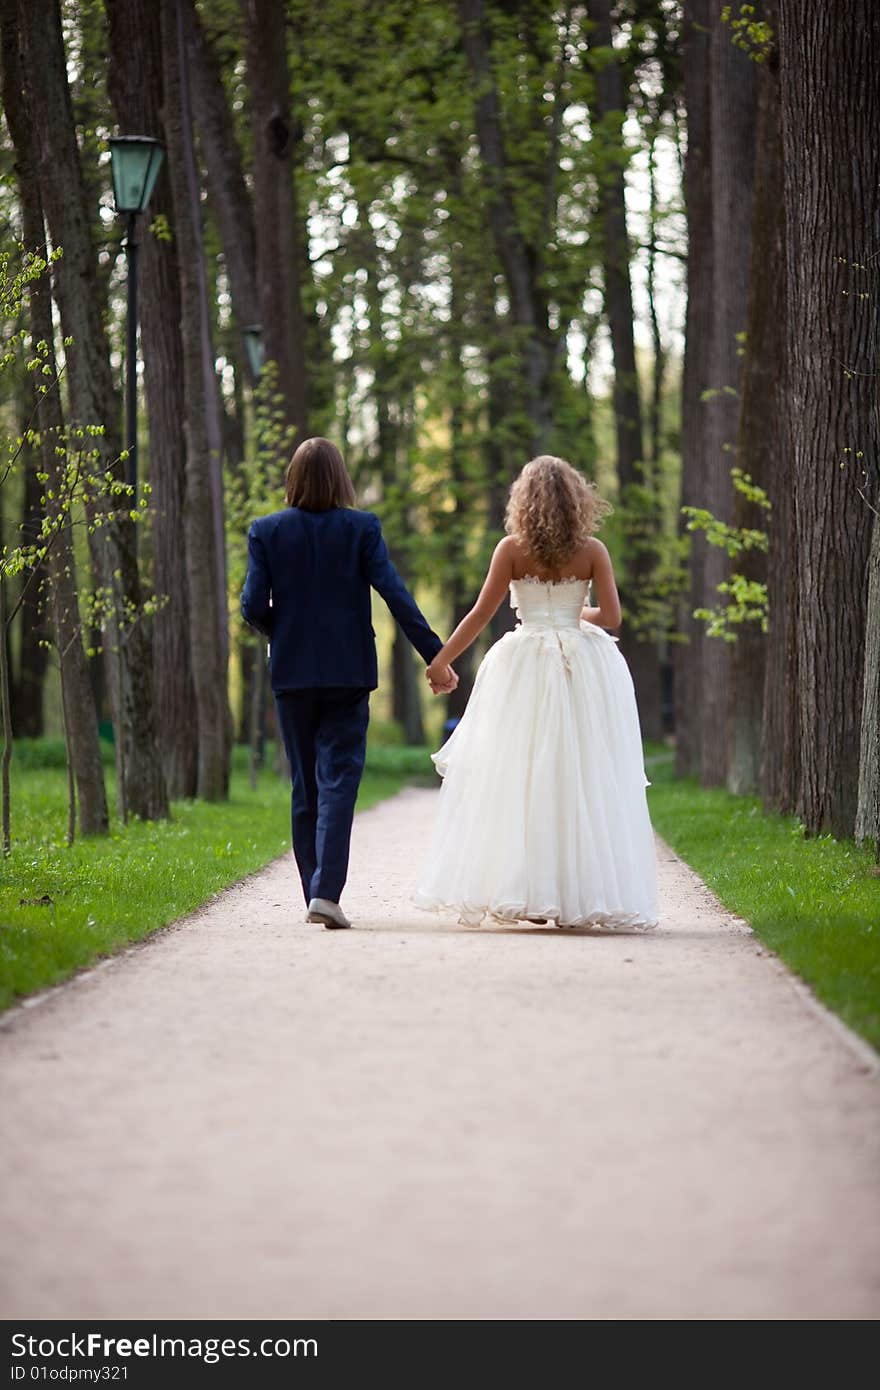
[510,576,589,630]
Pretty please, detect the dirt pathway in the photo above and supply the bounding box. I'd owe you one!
[1,787,878,1320]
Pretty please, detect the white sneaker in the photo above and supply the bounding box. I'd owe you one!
[307,897,352,930]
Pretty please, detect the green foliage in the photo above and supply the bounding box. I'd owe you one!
[720,4,775,64]
[0,747,409,1012]
[647,752,880,1050]
[682,468,770,640]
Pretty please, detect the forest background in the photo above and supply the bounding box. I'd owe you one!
[0,0,877,865]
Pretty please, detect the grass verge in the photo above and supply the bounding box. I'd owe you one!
[0,743,410,1013]
[645,746,880,1051]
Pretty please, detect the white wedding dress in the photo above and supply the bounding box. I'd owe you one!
[416,577,659,928]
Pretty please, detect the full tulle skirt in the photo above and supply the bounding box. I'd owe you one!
[415,621,660,929]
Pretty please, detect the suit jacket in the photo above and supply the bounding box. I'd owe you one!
[240,506,443,692]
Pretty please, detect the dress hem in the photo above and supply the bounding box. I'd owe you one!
[414,894,659,931]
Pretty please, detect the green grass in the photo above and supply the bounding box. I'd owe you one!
[645,746,880,1050]
[0,742,410,1013]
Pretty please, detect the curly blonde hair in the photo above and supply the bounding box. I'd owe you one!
[504,455,611,571]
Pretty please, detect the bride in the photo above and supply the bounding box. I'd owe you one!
[417,454,659,930]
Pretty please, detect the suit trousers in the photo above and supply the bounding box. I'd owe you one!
[274,687,371,905]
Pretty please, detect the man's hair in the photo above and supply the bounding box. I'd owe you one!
[285,437,356,511]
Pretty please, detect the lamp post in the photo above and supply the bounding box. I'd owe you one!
[243,323,265,382]
[109,136,165,493]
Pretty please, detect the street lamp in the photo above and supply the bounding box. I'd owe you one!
[243,324,265,381]
[109,135,165,493]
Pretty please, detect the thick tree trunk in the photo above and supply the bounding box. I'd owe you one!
[779,0,880,836]
[748,7,800,819]
[458,0,555,452]
[699,2,757,786]
[857,513,880,850]
[187,3,260,346]
[727,35,782,796]
[760,383,801,816]
[17,0,168,822]
[0,0,108,834]
[245,0,310,439]
[161,0,231,800]
[10,434,47,737]
[105,0,198,801]
[586,0,662,741]
[676,0,713,777]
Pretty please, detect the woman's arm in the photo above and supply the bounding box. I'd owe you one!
[580,538,622,629]
[426,539,515,682]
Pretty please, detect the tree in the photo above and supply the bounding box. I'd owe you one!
[858,510,880,852]
[457,0,558,453]
[244,0,310,441]
[187,2,260,346]
[105,0,199,800]
[698,2,757,786]
[676,0,713,779]
[0,236,107,837]
[161,0,231,800]
[779,0,880,836]
[585,0,663,739]
[15,0,167,822]
[726,10,783,797]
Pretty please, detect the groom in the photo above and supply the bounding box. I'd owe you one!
[241,437,456,930]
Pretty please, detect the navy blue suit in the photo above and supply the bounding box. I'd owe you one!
[241,506,443,905]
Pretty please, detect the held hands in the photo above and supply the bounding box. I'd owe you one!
[425,660,459,696]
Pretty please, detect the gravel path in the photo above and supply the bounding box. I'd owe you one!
[1,787,878,1321]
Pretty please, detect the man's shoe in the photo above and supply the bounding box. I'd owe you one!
[307,897,352,930]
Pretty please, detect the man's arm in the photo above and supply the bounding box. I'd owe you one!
[241,521,273,636]
[362,514,443,665]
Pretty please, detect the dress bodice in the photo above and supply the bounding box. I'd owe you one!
[509,576,589,630]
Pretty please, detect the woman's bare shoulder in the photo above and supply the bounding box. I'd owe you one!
[499,535,526,568]
[585,536,611,566]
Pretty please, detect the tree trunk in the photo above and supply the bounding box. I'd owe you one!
[10,431,47,737]
[699,2,757,786]
[676,0,713,778]
[586,0,643,489]
[391,630,425,745]
[446,315,476,719]
[857,512,880,851]
[161,0,231,800]
[0,0,108,834]
[586,0,662,741]
[779,0,880,836]
[458,0,556,452]
[646,136,666,476]
[727,29,782,796]
[105,0,198,801]
[486,303,518,641]
[17,0,167,822]
[0,574,11,854]
[244,0,310,439]
[187,2,260,348]
[750,6,800,820]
